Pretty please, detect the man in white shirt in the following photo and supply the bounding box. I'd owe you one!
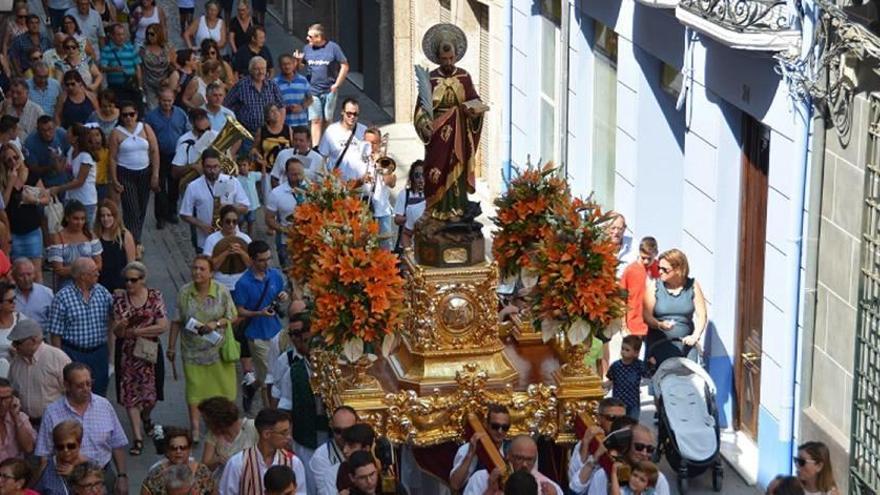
[315,423,373,495]
[266,159,305,267]
[171,109,217,179]
[573,424,671,495]
[568,398,627,492]
[450,404,512,491]
[463,435,563,495]
[317,98,368,183]
[309,406,357,495]
[362,126,396,250]
[270,310,324,495]
[220,408,307,495]
[271,126,324,186]
[179,148,249,253]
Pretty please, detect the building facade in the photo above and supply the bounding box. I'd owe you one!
[504,0,815,488]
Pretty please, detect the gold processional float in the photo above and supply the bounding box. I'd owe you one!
[284,23,625,486]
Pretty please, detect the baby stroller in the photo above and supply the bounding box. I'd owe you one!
[652,357,723,493]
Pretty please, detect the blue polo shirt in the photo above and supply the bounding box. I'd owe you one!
[24,128,70,187]
[144,106,189,156]
[233,267,285,340]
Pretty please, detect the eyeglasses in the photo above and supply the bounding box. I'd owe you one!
[344,111,359,117]
[55,442,79,451]
[121,112,137,118]
[65,45,78,50]
[488,422,510,432]
[633,442,655,454]
[167,444,190,452]
[793,457,815,467]
[124,277,143,283]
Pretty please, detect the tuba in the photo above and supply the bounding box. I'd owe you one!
[178,116,254,197]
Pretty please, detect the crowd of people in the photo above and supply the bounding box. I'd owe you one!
[0,0,843,493]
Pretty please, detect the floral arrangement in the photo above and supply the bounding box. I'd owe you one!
[529,198,627,345]
[288,171,405,360]
[491,162,572,280]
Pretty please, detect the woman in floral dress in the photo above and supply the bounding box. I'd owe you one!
[111,261,168,456]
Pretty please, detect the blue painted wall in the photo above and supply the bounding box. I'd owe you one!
[505,0,811,488]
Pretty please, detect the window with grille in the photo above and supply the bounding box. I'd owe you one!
[851,93,880,494]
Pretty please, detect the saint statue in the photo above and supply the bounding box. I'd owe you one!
[414,23,487,222]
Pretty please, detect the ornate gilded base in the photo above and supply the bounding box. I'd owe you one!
[390,255,519,394]
[389,341,519,394]
[552,342,605,444]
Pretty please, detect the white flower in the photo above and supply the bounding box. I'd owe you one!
[567,318,591,345]
[342,337,365,363]
[541,319,563,343]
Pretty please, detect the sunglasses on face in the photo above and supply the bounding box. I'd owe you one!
[488,422,510,432]
[601,413,624,422]
[793,457,815,467]
[31,56,41,62]
[122,112,137,118]
[65,45,78,50]
[344,111,359,117]
[167,444,190,452]
[124,277,142,283]
[633,442,655,454]
[55,442,78,451]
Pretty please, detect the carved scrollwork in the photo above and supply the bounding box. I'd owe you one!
[680,0,794,32]
[381,363,559,446]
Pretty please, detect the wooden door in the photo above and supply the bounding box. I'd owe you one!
[734,114,770,439]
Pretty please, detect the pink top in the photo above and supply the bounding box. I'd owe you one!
[0,411,36,460]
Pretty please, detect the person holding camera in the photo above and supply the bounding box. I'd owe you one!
[232,240,287,414]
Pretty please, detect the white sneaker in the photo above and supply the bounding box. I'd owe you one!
[242,371,257,386]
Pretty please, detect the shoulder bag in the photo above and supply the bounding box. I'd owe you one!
[332,129,357,170]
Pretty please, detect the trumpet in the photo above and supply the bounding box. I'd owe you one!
[374,133,396,176]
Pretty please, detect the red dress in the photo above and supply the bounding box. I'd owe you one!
[113,288,167,408]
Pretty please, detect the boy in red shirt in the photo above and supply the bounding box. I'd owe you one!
[620,237,658,337]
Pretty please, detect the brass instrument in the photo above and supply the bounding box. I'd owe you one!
[375,133,396,175]
[178,116,254,196]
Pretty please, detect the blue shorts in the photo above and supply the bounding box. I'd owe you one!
[239,210,257,225]
[308,91,339,122]
[10,229,43,259]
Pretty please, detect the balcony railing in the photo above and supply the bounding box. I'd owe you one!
[634,0,679,8]
[676,0,801,51]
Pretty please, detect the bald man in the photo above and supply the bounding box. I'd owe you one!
[12,258,54,329]
[46,257,113,396]
[463,435,562,495]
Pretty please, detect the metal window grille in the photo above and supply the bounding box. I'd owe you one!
[851,94,880,494]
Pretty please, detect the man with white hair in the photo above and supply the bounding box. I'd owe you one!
[45,257,113,397]
[12,258,54,329]
[7,319,70,428]
[224,56,283,136]
[463,435,563,495]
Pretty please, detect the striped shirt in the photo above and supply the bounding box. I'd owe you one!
[9,32,53,73]
[274,74,310,127]
[100,42,141,86]
[46,283,112,349]
[35,394,128,466]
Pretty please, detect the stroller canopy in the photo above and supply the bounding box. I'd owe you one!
[652,358,718,463]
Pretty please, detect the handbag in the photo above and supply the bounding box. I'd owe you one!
[133,337,159,363]
[45,196,64,234]
[219,322,240,363]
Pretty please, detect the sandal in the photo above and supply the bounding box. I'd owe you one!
[129,439,143,456]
